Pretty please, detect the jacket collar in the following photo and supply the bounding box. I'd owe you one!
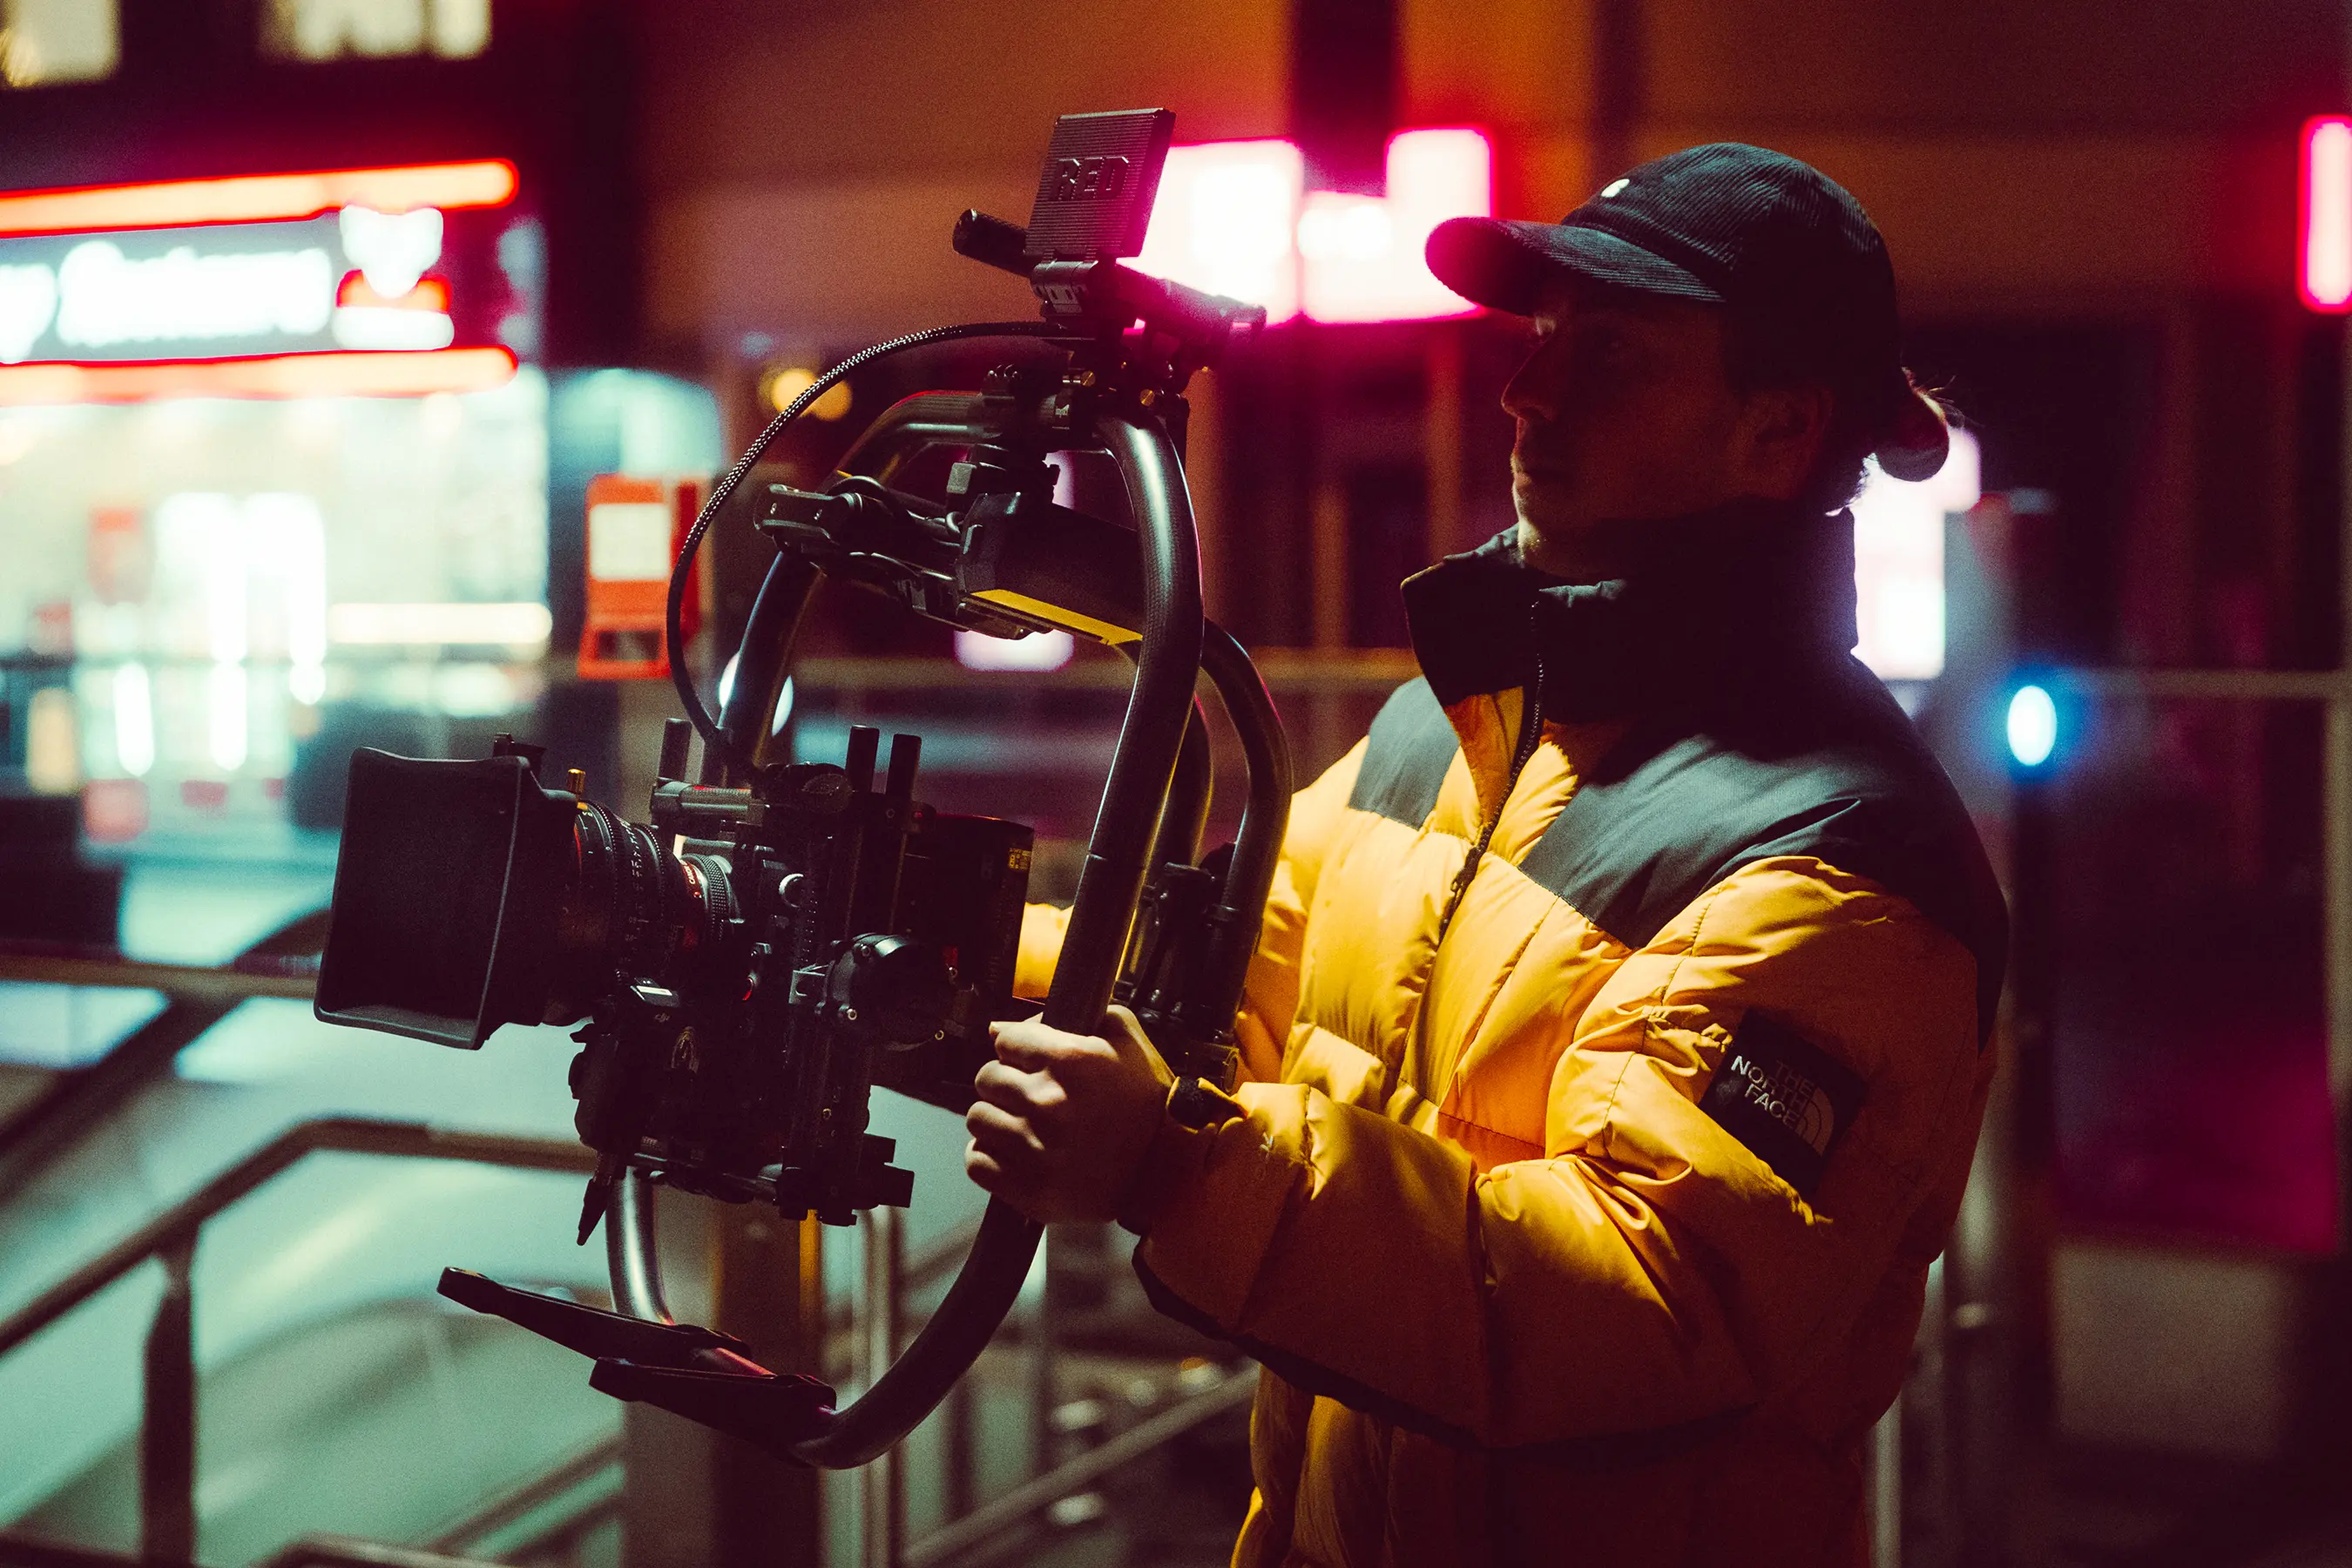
[1400,497,1860,722]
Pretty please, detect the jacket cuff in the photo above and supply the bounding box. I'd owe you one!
[1131,1082,1313,1329]
[1116,1075,1240,1235]
[1117,1116,1202,1237]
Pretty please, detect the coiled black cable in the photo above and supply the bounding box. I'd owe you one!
[664,320,1065,779]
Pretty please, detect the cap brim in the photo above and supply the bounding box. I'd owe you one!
[1427,217,1728,314]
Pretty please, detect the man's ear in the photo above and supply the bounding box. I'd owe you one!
[1736,382,1835,500]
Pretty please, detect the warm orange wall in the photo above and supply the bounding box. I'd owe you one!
[1638,0,2338,139]
[640,0,1288,189]
[1401,0,2332,308]
[640,0,1289,343]
[1509,128,2299,309]
[642,0,2338,343]
[1398,0,2337,142]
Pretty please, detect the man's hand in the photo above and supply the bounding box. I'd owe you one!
[965,1005,1171,1225]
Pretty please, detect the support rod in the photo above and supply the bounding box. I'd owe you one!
[860,1207,905,1568]
[140,1238,198,1567]
[783,407,1203,1469]
[607,1171,673,1324]
[708,552,821,784]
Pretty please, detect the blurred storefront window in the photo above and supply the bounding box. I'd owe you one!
[263,0,489,63]
[2041,693,2336,1255]
[0,375,551,850]
[0,0,116,87]
[0,162,548,857]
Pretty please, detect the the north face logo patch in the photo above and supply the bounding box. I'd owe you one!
[1698,1012,1863,1196]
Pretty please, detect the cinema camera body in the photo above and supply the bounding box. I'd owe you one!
[309,110,1295,1468]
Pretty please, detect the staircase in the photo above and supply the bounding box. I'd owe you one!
[0,892,1255,1568]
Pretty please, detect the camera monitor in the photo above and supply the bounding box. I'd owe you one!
[1020,108,1175,263]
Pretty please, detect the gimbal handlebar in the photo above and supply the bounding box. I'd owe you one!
[441,107,1290,1470]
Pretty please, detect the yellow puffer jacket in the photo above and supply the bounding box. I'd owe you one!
[1020,508,2007,1567]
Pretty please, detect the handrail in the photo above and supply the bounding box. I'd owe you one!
[774,648,1420,695]
[0,1359,1259,1568]
[0,1117,592,1566]
[0,1534,179,1568]
[902,1364,1257,1567]
[0,1119,593,1361]
[0,951,317,1004]
[423,1436,619,1557]
[0,909,328,1197]
[260,1536,510,1568]
[0,1111,1250,1568]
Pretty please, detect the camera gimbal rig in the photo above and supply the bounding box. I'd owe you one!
[349,110,1295,1468]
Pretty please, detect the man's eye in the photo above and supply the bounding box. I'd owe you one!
[1571,327,1629,360]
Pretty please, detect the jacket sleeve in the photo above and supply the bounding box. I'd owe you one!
[1010,740,1370,1088]
[1129,855,1992,1447]
[1230,739,1365,1083]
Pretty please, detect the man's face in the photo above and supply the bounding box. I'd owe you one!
[1503,277,1805,576]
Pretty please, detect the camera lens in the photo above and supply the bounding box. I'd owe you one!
[317,750,744,1049]
[555,800,733,1012]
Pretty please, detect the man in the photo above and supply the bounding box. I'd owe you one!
[967,145,2008,1567]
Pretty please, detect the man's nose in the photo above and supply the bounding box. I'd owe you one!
[1501,351,1556,422]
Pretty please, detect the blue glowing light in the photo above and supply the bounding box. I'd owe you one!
[2007,684,2058,767]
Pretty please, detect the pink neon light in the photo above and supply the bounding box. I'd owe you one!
[2302,117,2352,313]
[1301,129,1490,324]
[0,348,517,406]
[1136,140,1305,324]
[0,160,519,240]
[1132,130,1491,327]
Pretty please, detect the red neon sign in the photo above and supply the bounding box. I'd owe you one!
[0,161,524,402]
[0,160,518,240]
[0,348,518,405]
[2302,117,2352,312]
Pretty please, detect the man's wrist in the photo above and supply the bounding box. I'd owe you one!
[1168,1073,1242,1130]
[1115,1076,1244,1236]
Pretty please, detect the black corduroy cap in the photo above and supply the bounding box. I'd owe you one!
[1426,143,1949,482]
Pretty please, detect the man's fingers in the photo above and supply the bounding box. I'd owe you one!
[1101,1004,1175,1087]
[973,1059,1061,1117]
[991,1018,1105,1071]
[965,1098,1044,1157]
[972,1010,1168,1227]
[963,1139,1051,1214]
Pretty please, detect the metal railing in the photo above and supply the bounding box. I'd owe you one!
[0,789,1278,1566]
[0,1532,510,1568]
[0,911,328,1197]
[901,1364,1256,1568]
[0,990,1240,1568]
[0,1118,596,1565]
[847,1205,1256,1568]
[787,649,1419,697]
[422,1437,621,1565]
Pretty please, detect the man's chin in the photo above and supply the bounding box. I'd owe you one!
[1511,482,1592,539]
[1513,501,1660,581]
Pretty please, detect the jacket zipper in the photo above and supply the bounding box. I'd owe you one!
[1435,648,1544,942]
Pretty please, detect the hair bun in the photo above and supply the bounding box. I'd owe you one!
[1874,371,1951,483]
